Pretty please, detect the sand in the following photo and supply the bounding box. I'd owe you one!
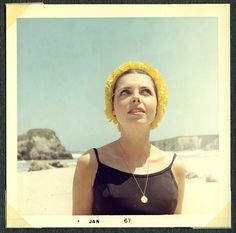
[18,166,75,215]
[16,156,230,217]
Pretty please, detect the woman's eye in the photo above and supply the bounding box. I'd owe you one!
[120,90,131,96]
[141,89,152,95]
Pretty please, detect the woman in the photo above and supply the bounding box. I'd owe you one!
[73,61,186,215]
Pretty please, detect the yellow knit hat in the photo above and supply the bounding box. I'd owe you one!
[105,61,168,129]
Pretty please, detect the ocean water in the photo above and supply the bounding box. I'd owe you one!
[17,154,81,172]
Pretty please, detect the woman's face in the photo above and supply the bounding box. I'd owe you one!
[113,73,157,129]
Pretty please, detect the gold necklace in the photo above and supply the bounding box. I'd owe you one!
[119,141,151,204]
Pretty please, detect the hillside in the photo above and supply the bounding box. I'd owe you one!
[151,135,219,151]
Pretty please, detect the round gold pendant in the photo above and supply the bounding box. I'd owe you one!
[141,195,148,203]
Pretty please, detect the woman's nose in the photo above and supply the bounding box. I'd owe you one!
[131,96,141,104]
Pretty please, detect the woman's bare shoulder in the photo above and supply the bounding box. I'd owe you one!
[75,149,98,175]
[151,146,173,161]
[76,142,116,169]
[151,146,186,172]
[172,154,187,177]
[77,149,95,165]
[95,141,118,161]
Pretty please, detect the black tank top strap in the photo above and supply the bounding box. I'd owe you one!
[168,153,177,168]
[93,148,101,164]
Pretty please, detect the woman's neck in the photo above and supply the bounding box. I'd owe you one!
[118,126,151,161]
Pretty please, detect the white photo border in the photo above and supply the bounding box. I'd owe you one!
[6,3,230,228]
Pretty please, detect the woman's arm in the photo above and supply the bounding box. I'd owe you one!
[172,156,186,214]
[72,150,97,215]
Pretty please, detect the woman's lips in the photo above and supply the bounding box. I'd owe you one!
[128,108,145,114]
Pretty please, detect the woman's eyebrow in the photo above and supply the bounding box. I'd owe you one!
[116,86,132,91]
[140,86,152,89]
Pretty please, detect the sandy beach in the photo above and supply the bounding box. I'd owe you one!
[16,155,230,220]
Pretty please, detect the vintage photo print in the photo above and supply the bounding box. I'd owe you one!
[6,3,230,228]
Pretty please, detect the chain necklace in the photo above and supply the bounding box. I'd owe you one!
[119,141,151,204]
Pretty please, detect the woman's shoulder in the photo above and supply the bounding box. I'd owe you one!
[77,142,116,168]
[151,146,173,162]
[151,146,186,172]
[171,153,186,177]
[75,149,98,175]
[74,149,99,186]
[77,149,96,165]
[152,148,186,184]
[95,141,118,162]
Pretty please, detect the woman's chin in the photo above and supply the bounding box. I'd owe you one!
[120,120,152,129]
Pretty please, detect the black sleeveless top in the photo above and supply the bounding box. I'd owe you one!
[92,148,178,215]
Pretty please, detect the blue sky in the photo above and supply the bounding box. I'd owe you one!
[17,17,218,151]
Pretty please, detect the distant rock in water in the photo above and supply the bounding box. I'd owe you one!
[151,135,219,151]
[28,161,52,171]
[17,128,73,160]
[186,171,199,179]
[28,160,69,171]
[49,161,67,168]
[205,174,218,182]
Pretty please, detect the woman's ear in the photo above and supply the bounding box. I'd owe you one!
[112,109,116,116]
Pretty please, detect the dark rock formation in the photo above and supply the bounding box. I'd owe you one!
[49,161,66,168]
[28,160,69,171]
[151,135,219,151]
[205,174,218,182]
[18,128,73,160]
[186,171,199,179]
[28,161,51,172]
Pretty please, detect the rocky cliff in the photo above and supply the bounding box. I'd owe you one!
[151,135,219,151]
[17,129,73,160]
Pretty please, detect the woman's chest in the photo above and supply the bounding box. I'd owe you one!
[92,166,178,215]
